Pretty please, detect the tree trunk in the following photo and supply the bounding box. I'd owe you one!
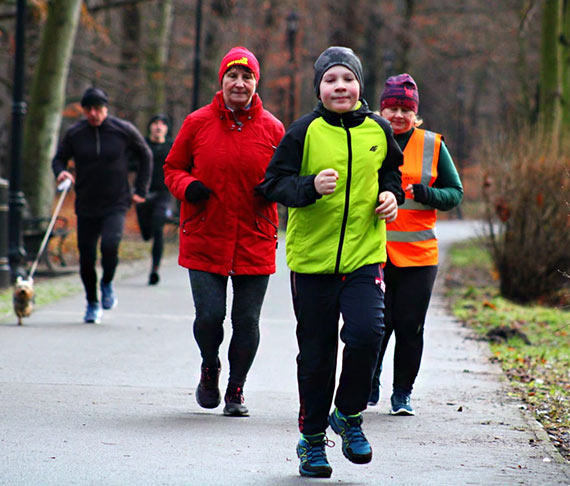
[562,0,570,131]
[21,0,83,219]
[361,3,383,108]
[201,1,235,110]
[145,0,174,119]
[397,0,416,74]
[539,0,562,135]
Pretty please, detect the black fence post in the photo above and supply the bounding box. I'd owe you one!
[0,179,10,288]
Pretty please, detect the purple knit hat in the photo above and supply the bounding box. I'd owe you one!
[380,73,419,113]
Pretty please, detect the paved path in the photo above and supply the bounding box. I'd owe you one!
[1,220,568,485]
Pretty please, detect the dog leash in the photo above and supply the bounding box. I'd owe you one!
[28,179,72,280]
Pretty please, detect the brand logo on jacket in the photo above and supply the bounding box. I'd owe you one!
[370,145,378,152]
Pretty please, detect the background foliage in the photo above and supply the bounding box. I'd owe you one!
[0,0,545,181]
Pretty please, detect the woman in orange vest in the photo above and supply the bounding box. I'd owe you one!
[368,73,463,415]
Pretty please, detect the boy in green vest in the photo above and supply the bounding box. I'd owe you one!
[257,46,405,478]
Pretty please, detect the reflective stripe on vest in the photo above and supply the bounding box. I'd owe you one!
[387,129,441,267]
[387,228,436,242]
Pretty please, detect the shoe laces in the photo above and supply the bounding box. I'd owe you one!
[200,366,219,387]
[226,386,244,404]
[393,392,411,405]
[300,436,335,464]
[339,413,368,446]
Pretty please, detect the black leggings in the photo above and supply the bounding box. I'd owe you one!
[77,212,126,303]
[373,260,438,394]
[188,270,269,387]
[135,191,172,269]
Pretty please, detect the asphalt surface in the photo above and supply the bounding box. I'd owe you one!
[1,220,569,485]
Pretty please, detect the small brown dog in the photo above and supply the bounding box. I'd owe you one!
[13,276,35,325]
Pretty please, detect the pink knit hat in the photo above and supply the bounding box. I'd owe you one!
[380,73,419,113]
[218,46,260,84]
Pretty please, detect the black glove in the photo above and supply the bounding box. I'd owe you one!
[412,183,429,204]
[185,181,212,202]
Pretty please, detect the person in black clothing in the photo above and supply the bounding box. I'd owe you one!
[52,87,152,324]
[135,114,174,285]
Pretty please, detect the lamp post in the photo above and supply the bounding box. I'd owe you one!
[191,0,203,112]
[8,0,28,280]
[286,10,299,127]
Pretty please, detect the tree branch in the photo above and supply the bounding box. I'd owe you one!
[0,0,154,21]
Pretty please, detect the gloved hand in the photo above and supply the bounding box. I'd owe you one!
[412,183,429,204]
[185,181,212,202]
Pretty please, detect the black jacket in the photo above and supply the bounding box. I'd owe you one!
[145,137,173,193]
[52,115,152,217]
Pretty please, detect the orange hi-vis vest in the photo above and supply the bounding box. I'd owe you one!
[386,128,441,267]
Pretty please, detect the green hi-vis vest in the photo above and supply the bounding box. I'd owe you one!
[286,116,389,274]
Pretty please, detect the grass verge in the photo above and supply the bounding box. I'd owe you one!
[443,237,570,462]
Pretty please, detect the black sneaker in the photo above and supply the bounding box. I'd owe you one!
[148,272,159,285]
[223,385,249,417]
[196,361,221,409]
[297,433,333,478]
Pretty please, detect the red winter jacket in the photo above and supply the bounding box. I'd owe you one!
[164,91,285,275]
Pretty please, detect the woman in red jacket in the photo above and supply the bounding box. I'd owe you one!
[164,47,285,417]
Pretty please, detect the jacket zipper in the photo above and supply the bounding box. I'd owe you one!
[335,120,352,274]
[95,126,101,158]
[230,110,243,130]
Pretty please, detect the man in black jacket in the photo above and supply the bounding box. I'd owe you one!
[52,87,152,323]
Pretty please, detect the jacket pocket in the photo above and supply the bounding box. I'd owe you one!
[254,204,278,241]
[180,202,207,235]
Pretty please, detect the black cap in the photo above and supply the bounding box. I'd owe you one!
[81,87,109,107]
[313,46,364,98]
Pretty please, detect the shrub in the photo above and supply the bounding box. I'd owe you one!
[480,127,570,303]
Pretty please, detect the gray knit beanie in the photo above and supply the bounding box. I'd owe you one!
[313,46,364,98]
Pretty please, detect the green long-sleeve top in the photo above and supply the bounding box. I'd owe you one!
[396,128,463,211]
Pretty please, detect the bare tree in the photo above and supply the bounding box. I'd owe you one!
[562,0,570,131]
[144,0,174,119]
[21,0,82,218]
[539,0,563,135]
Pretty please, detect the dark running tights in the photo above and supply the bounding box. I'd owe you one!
[135,192,171,270]
[77,212,126,303]
[188,270,269,387]
[373,260,438,394]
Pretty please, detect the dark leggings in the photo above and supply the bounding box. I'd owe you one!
[373,260,438,394]
[135,192,171,269]
[77,212,127,303]
[188,270,270,387]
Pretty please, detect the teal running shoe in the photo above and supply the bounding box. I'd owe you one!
[328,408,372,464]
[296,433,333,478]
